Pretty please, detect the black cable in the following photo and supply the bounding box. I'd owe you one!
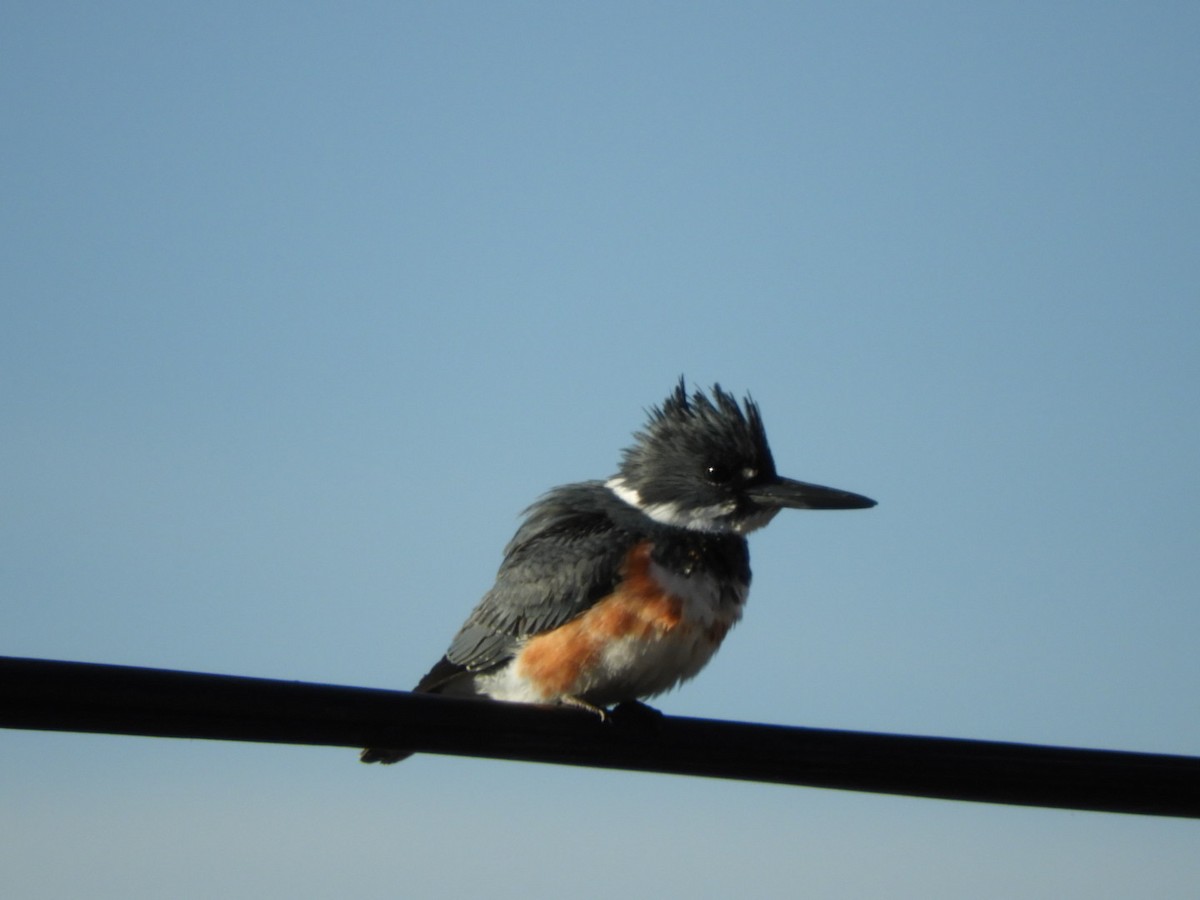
[2,655,1197,818]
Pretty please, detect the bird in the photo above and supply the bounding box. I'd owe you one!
[361,380,875,763]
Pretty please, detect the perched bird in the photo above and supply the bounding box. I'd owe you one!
[361,381,874,763]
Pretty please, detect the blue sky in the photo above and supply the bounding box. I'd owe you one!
[3,2,1198,896]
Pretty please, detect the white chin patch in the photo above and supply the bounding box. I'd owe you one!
[607,478,754,535]
[736,506,780,534]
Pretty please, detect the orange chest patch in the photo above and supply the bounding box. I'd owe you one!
[514,541,735,698]
[586,541,686,637]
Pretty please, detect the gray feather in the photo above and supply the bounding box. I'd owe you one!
[415,482,636,689]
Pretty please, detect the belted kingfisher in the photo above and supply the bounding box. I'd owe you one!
[361,381,874,763]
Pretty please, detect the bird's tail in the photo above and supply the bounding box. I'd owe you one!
[359,746,413,764]
[361,657,474,764]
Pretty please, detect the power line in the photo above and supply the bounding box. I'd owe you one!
[2,655,1197,818]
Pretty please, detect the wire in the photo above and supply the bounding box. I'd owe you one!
[2,655,1197,818]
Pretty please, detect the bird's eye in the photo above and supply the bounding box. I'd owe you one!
[705,463,733,484]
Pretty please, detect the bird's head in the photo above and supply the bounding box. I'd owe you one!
[607,380,875,535]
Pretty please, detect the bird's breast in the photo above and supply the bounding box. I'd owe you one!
[488,540,747,706]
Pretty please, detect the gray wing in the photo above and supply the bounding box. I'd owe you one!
[415,482,634,692]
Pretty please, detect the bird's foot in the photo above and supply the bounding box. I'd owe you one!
[558,694,610,721]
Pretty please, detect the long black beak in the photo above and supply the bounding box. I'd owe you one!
[746,476,876,510]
